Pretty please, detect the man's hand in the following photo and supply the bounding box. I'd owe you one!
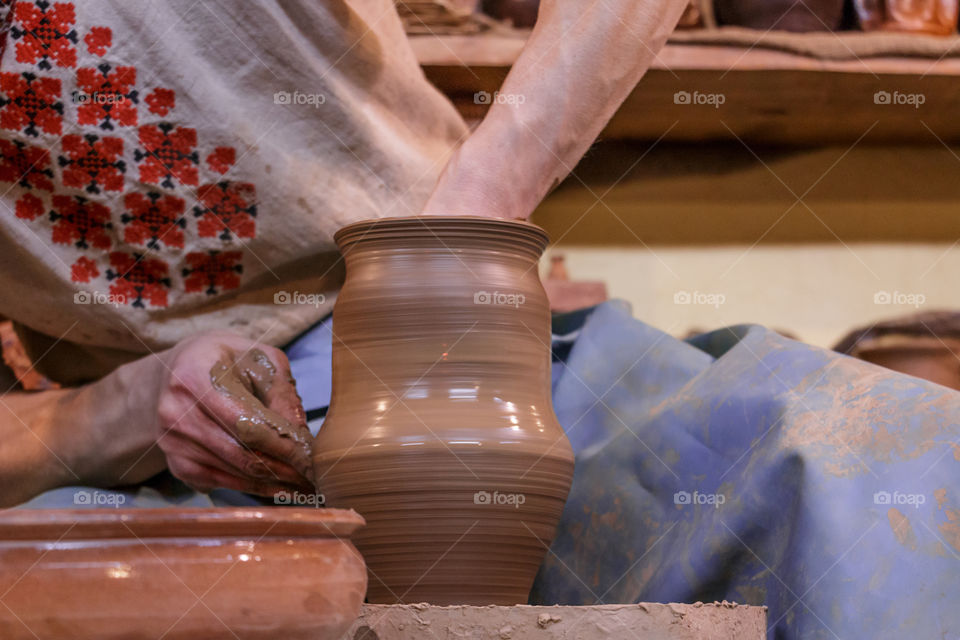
[153,331,314,496]
[0,330,314,507]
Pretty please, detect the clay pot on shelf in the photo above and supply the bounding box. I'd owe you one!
[0,508,367,640]
[714,0,844,31]
[313,216,574,606]
[833,311,960,390]
[482,0,540,28]
[853,0,958,35]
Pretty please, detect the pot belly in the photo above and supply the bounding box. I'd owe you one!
[315,445,574,605]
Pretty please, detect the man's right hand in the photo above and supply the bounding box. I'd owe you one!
[0,331,315,507]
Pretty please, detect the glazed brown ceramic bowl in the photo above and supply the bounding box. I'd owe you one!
[0,508,367,640]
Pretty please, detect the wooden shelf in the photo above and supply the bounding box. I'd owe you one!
[412,30,960,145]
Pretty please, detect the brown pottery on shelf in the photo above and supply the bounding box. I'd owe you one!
[0,508,367,640]
[312,216,575,606]
[714,0,845,31]
[853,0,958,35]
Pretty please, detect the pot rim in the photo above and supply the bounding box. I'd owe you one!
[0,507,365,541]
[334,215,549,254]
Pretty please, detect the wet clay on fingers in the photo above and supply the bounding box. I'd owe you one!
[312,216,575,605]
[209,348,313,478]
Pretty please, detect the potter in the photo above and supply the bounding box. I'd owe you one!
[313,216,575,606]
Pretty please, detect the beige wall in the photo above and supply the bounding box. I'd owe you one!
[542,243,959,348]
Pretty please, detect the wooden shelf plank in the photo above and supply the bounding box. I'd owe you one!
[412,30,960,144]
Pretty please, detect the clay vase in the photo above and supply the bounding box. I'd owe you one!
[853,0,958,35]
[714,0,844,31]
[312,216,574,605]
[0,508,367,640]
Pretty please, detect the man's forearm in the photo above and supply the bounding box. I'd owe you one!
[0,363,163,507]
[424,0,688,219]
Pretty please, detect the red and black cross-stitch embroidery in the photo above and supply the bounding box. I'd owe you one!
[83,25,109,57]
[182,250,242,295]
[0,138,54,190]
[0,70,62,136]
[70,254,98,283]
[49,193,112,249]
[144,87,174,117]
[106,251,170,308]
[10,0,78,70]
[75,63,137,130]
[120,191,186,250]
[14,191,43,220]
[58,133,125,193]
[206,146,234,174]
[0,2,264,304]
[135,122,198,188]
[193,181,256,241]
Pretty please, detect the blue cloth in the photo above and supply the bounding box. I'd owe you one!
[19,304,960,639]
[531,301,960,640]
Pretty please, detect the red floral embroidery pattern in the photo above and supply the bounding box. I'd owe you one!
[0,138,54,190]
[206,146,234,174]
[14,191,44,219]
[182,250,242,295]
[135,123,198,188]
[193,181,256,241]
[49,194,112,249]
[10,0,78,70]
[83,25,109,56]
[0,71,62,136]
[120,191,185,249]
[106,251,170,308]
[70,255,98,282]
[58,133,125,193]
[144,87,174,117]
[75,63,137,130]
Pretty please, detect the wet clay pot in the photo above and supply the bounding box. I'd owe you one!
[313,216,574,605]
[854,0,958,35]
[0,508,366,640]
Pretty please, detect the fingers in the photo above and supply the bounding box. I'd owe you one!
[167,455,303,497]
[157,335,318,497]
[161,426,311,490]
[201,346,315,481]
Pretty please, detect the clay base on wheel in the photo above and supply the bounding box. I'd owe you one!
[341,602,766,639]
